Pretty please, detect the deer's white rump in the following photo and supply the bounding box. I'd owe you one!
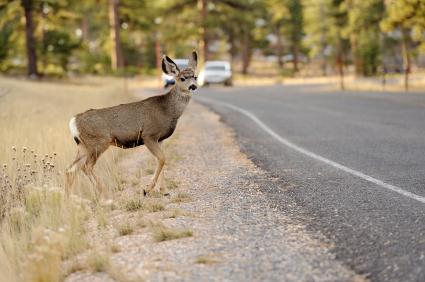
[69,117,80,140]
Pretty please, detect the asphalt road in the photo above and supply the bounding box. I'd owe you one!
[195,84,425,282]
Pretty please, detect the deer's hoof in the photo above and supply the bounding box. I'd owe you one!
[163,192,170,197]
[143,189,147,196]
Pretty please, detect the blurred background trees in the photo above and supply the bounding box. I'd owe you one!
[0,0,424,83]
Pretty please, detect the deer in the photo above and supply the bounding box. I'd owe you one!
[65,51,198,197]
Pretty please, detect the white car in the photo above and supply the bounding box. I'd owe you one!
[162,59,189,88]
[201,61,233,86]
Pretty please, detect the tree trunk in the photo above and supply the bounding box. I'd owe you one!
[227,30,237,66]
[320,36,327,76]
[241,31,251,75]
[319,3,327,76]
[351,35,363,76]
[21,0,38,78]
[275,25,284,68]
[109,0,123,70]
[82,14,90,42]
[40,1,47,71]
[198,0,208,65]
[401,28,410,92]
[155,33,162,88]
[292,43,299,74]
[337,51,345,90]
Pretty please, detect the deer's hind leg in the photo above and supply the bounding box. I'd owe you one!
[158,169,169,196]
[65,145,88,196]
[143,138,166,195]
[82,145,108,196]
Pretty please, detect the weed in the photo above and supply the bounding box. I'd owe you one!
[142,198,165,213]
[110,244,121,253]
[163,208,185,219]
[123,198,143,212]
[152,223,193,242]
[195,255,220,265]
[165,178,179,190]
[117,221,134,236]
[87,251,110,272]
[137,218,149,228]
[96,208,109,229]
[171,192,192,203]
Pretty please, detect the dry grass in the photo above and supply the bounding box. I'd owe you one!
[151,223,193,242]
[87,250,110,272]
[142,198,165,212]
[195,254,220,265]
[144,159,155,175]
[122,198,143,212]
[137,218,149,228]
[110,244,121,253]
[116,221,134,236]
[170,192,192,203]
[145,167,155,175]
[165,178,179,190]
[163,208,186,219]
[0,76,132,281]
[64,259,86,277]
[96,207,109,229]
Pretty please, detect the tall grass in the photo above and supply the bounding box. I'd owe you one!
[0,76,133,281]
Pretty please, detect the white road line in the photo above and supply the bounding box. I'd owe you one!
[198,97,425,204]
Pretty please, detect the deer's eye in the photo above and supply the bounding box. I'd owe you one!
[180,77,186,82]
[194,76,198,80]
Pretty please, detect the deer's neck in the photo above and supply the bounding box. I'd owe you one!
[166,86,192,118]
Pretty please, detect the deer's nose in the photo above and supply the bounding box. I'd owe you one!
[189,84,197,91]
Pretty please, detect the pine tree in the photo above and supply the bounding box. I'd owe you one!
[346,0,384,76]
[109,0,123,70]
[381,0,425,90]
[21,0,38,77]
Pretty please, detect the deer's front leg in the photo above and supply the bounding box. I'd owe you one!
[143,138,165,195]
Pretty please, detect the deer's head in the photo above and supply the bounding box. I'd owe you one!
[162,51,198,93]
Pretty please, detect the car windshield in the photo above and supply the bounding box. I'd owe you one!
[206,65,226,71]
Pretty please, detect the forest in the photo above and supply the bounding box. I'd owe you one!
[0,0,424,83]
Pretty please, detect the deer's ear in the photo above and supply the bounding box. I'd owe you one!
[188,51,198,70]
[162,55,180,76]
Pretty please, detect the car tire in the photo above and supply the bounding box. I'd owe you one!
[224,79,233,87]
